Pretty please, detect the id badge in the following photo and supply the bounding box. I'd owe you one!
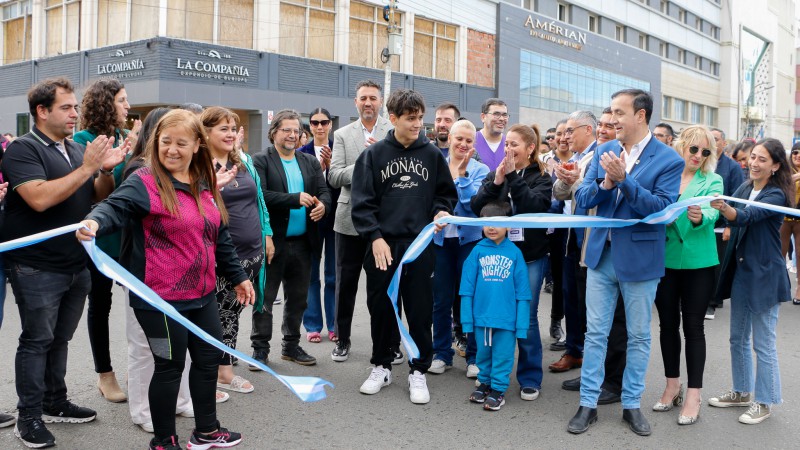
[508,228,524,242]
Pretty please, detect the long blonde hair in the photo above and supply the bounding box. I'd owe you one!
[146,109,228,223]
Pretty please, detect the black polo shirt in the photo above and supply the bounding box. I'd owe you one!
[1,126,94,273]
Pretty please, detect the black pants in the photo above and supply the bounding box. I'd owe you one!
[135,301,223,439]
[563,252,586,358]
[87,259,115,373]
[333,232,369,345]
[548,229,565,322]
[711,232,728,307]
[364,240,432,372]
[251,238,312,353]
[654,267,715,388]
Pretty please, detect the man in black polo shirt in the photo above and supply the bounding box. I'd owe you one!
[1,77,123,448]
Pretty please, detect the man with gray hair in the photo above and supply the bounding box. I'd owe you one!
[549,110,598,373]
[250,109,331,367]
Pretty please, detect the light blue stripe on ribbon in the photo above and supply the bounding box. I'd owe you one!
[388,195,800,360]
[0,225,333,402]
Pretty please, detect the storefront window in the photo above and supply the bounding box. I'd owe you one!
[280,0,336,61]
[519,49,650,114]
[349,1,401,71]
[414,17,457,81]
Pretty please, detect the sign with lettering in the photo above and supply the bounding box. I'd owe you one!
[524,15,587,51]
[176,49,251,83]
[96,49,145,78]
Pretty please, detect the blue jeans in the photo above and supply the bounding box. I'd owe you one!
[580,247,659,409]
[730,300,782,405]
[303,227,336,333]
[9,262,91,418]
[432,238,476,365]
[516,257,545,390]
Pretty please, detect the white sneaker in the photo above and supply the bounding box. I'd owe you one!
[408,371,430,404]
[137,421,154,433]
[176,409,194,418]
[359,366,392,395]
[428,359,451,374]
[466,364,479,379]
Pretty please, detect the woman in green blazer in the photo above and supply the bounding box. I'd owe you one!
[652,125,723,426]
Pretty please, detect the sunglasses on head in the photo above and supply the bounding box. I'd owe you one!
[310,119,331,127]
[688,146,712,157]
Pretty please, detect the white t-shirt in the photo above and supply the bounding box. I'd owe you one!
[487,140,502,153]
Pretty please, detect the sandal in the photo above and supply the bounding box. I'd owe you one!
[215,390,230,403]
[793,298,800,305]
[329,331,338,342]
[217,375,254,394]
[307,332,322,343]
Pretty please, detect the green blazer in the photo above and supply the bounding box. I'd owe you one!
[664,169,723,269]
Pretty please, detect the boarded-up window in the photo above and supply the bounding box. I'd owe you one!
[167,0,213,43]
[98,0,126,47]
[218,0,254,49]
[348,1,400,70]
[3,13,32,64]
[414,17,457,81]
[43,0,80,56]
[279,0,335,61]
[130,0,159,41]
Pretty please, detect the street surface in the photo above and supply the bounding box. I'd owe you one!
[0,272,798,449]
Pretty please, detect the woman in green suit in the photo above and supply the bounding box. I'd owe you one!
[651,125,723,425]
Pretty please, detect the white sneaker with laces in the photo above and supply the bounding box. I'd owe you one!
[408,371,430,404]
[739,402,771,424]
[360,366,392,395]
[466,364,479,379]
[428,359,451,374]
[137,421,154,433]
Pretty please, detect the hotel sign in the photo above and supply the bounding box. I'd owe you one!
[524,15,587,51]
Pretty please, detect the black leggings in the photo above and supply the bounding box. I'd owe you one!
[135,301,223,439]
[87,259,115,373]
[654,267,716,388]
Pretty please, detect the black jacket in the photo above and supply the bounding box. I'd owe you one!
[351,130,457,241]
[471,165,553,262]
[298,139,340,232]
[253,146,331,257]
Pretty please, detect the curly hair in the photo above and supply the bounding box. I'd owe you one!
[80,78,126,136]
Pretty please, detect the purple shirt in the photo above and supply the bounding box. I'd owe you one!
[474,131,505,171]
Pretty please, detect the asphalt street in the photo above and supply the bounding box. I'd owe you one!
[1,271,799,449]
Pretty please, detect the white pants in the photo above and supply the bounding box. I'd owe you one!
[126,295,193,425]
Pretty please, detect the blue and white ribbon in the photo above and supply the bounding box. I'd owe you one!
[0,225,333,402]
[388,195,800,360]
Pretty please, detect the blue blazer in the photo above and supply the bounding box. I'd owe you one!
[715,183,791,312]
[575,137,684,282]
[299,140,340,232]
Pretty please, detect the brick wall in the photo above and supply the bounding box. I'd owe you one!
[467,29,495,88]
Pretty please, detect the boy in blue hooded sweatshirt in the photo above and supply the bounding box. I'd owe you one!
[460,201,532,411]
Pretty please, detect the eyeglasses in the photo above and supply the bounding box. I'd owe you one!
[688,146,712,157]
[310,120,331,127]
[278,128,301,135]
[488,112,510,119]
[654,133,670,139]
[792,150,800,156]
[564,125,590,136]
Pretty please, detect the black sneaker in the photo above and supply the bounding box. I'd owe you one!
[484,390,506,411]
[248,349,268,372]
[705,306,715,320]
[150,435,182,450]
[187,423,242,450]
[391,348,405,365]
[455,337,467,358]
[331,340,351,362]
[470,383,490,403]
[42,401,96,424]
[14,417,55,448]
[281,346,317,366]
[543,281,553,294]
[0,412,16,428]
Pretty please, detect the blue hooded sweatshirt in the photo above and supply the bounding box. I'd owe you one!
[459,236,532,338]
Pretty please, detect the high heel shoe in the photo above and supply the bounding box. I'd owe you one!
[652,384,683,411]
[678,396,702,425]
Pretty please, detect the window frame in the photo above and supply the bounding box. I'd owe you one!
[348,1,402,70]
[279,0,336,60]
[43,0,80,56]
[588,14,597,33]
[413,16,458,81]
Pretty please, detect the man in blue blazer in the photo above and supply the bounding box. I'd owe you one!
[568,90,684,436]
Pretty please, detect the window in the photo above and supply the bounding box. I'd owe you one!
[413,17,457,81]
[588,14,597,33]
[615,25,624,42]
[98,0,160,47]
[695,17,702,31]
[523,0,536,11]
[674,98,686,121]
[660,0,668,14]
[662,96,672,119]
[711,62,719,76]
[16,112,30,137]
[349,1,402,71]
[44,0,80,56]
[706,107,718,126]
[678,8,686,24]
[518,49,650,114]
[557,3,570,23]
[2,0,32,63]
[691,103,703,123]
[280,0,336,61]
[162,0,254,49]
[659,42,667,57]
[638,34,646,50]
[677,48,685,64]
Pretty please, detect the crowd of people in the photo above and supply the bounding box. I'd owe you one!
[0,76,795,449]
